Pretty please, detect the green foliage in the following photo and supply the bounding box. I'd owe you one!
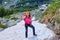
[0,23,7,29]
[19,0,51,3]
[54,13,60,23]
[15,6,38,12]
[4,15,10,19]
[0,0,2,2]
[0,7,5,17]
[0,5,38,18]
[44,1,60,15]
[42,1,60,23]
[0,7,14,17]
[11,17,18,20]
[36,13,43,20]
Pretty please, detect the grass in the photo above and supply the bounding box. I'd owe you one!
[0,23,7,29]
[4,15,10,19]
[41,1,60,23]
[11,17,18,21]
[54,13,60,23]
[36,13,43,20]
[0,5,38,18]
[15,6,38,12]
[0,7,14,17]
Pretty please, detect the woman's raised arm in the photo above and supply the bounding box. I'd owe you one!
[22,14,26,20]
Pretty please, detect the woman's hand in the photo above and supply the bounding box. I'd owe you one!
[22,15,26,20]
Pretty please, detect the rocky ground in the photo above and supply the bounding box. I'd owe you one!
[39,13,60,40]
[0,17,58,40]
[0,3,59,40]
[39,1,60,40]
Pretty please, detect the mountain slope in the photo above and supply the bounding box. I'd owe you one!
[0,18,56,40]
[39,1,60,39]
[3,0,19,9]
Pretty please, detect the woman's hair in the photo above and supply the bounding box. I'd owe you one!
[28,12,31,17]
[24,12,32,18]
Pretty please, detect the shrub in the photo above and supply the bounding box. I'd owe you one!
[0,23,7,29]
[41,1,60,23]
[11,17,18,21]
[0,7,5,17]
[15,6,38,12]
[0,7,14,17]
[4,15,10,19]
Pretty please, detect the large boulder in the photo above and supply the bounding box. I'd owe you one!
[0,20,57,40]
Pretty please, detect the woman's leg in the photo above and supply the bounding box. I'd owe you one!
[25,24,28,38]
[29,25,37,36]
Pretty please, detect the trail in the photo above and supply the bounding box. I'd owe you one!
[0,17,55,40]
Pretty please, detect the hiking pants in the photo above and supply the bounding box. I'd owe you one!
[25,24,36,38]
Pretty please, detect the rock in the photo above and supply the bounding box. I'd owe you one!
[39,18,45,23]
[48,36,59,40]
[47,21,60,40]
[6,20,16,27]
[0,20,56,40]
[0,28,4,31]
[40,17,60,40]
[0,18,2,21]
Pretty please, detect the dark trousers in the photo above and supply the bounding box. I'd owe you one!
[25,24,36,38]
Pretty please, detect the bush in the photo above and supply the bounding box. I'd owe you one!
[54,13,60,23]
[0,7,5,17]
[0,6,38,17]
[11,17,18,21]
[5,9,14,16]
[0,23,7,29]
[15,6,38,12]
[0,7,14,17]
[4,15,10,19]
[41,1,60,23]
[36,13,43,20]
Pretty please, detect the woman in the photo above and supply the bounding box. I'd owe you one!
[22,12,37,38]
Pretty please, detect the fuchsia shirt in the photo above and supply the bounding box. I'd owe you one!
[24,17,31,25]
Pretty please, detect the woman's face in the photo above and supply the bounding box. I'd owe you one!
[26,12,30,17]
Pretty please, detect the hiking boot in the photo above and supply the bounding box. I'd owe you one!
[33,34,37,36]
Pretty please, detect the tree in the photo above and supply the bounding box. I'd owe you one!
[46,0,50,2]
[0,7,5,17]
